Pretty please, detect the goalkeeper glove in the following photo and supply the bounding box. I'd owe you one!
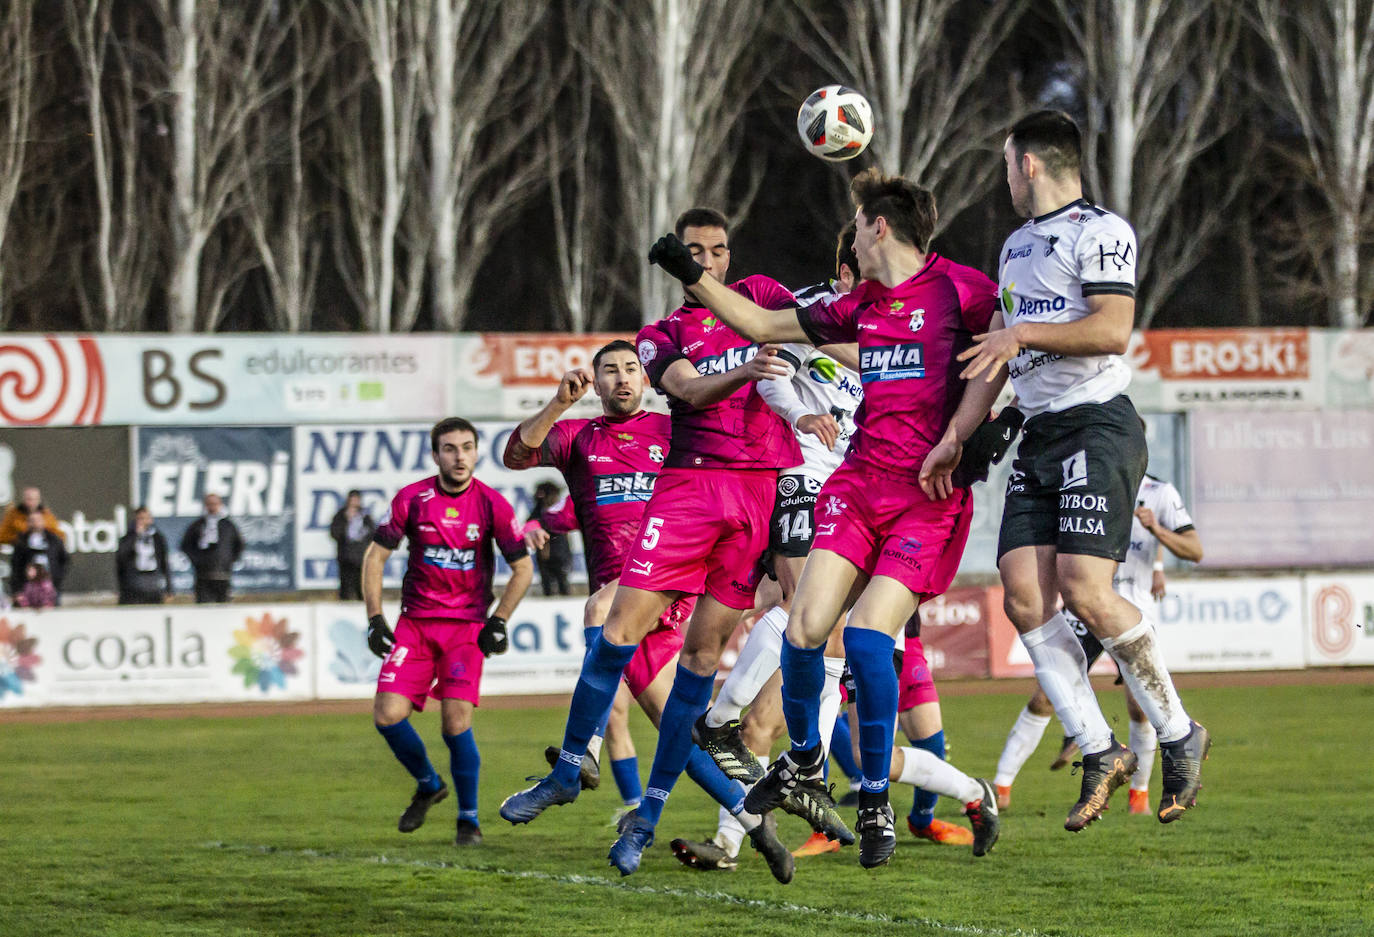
[366,614,395,659]
[477,615,509,658]
[952,406,1025,487]
[648,234,704,286]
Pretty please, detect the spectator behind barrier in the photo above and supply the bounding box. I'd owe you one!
[329,489,376,602]
[10,510,68,603]
[0,486,65,546]
[116,506,171,604]
[180,492,244,604]
[529,481,571,597]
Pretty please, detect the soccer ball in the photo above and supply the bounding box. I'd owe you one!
[796,85,874,162]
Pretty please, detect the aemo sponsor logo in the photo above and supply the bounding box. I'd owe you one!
[1015,295,1067,317]
[859,344,924,383]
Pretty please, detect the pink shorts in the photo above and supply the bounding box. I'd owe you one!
[812,465,973,600]
[376,615,485,708]
[898,634,939,711]
[617,467,774,610]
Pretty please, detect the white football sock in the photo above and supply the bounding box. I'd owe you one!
[1101,620,1191,743]
[1020,612,1113,755]
[586,733,604,762]
[817,656,845,753]
[1128,718,1157,791]
[707,605,787,728]
[994,706,1052,788]
[716,808,746,857]
[896,747,982,803]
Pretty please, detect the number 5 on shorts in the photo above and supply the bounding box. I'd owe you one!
[641,517,664,550]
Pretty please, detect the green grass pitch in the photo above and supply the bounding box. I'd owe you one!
[3,680,1370,937]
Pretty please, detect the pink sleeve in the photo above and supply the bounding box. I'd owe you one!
[636,321,684,388]
[373,487,411,549]
[541,494,579,536]
[952,266,997,333]
[488,490,528,563]
[796,292,859,346]
[541,420,581,471]
[742,275,798,311]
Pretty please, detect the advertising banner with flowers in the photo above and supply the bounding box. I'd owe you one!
[0,604,313,707]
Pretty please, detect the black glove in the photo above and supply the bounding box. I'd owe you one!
[366,614,395,659]
[952,406,1025,487]
[648,233,704,286]
[477,615,509,658]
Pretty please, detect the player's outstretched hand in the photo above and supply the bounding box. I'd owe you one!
[477,615,509,658]
[523,523,550,553]
[648,233,704,286]
[555,368,594,407]
[743,344,790,383]
[957,327,1021,382]
[952,406,1024,486]
[367,614,395,659]
[796,413,841,450]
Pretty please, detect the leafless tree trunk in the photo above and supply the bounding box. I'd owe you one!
[426,0,556,330]
[154,0,299,332]
[327,0,429,333]
[1055,0,1246,325]
[546,61,618,333]
[64,0,162,330]
[1255,0,1374,328]
[237,6,332,332]
[788,0,1030,236]
[0,1,35,324]
[571,0,778,323]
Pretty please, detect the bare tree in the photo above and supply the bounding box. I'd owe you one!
[153,0,297,332]
[788,0,1030,236]
[0,1,35,323]
[63,0,163,330]
[545,59,620,333]
[327,0,429,332]
[426,0,557,330]
[236,5,333,332]
[1055,0,1246,324]
[1254,0,1374,328]
[570,0,779,323]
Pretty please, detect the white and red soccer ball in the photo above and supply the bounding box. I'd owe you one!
[796,85,874,162]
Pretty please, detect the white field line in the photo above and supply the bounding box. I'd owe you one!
[203,841,1044,937]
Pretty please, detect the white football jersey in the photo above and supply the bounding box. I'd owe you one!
[758,283,864,480]
[1114,475,1194,617]
[997,199,1137,417]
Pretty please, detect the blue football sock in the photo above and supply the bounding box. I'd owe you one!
[844,627,898,796]
[780,637,826,752]
[684,748,747,815]
[553,634,637,786]
[444,729,481,824]
[638,665,716,825]
[611,756,642,806]
[376,720,443,793]
[906,729,945,828]
[830,711,860,781]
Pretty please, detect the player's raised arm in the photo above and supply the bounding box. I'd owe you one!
[648,233,808,343]
[960,294,1133,382]
[657,344,790,410]
[505,369,593,468]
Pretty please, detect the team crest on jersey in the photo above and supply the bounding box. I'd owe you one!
[908,308,925,332]
[465,523,480,540]
[638,339,657,365]
[648,444,665,463]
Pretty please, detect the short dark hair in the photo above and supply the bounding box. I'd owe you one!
[850,168,938,253]
[346,489,362,499]
[675,208,729,240]
[431,416,478,452]
[836,220,860,280]
[593,339,638,371]
[1008,110,1081,179]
